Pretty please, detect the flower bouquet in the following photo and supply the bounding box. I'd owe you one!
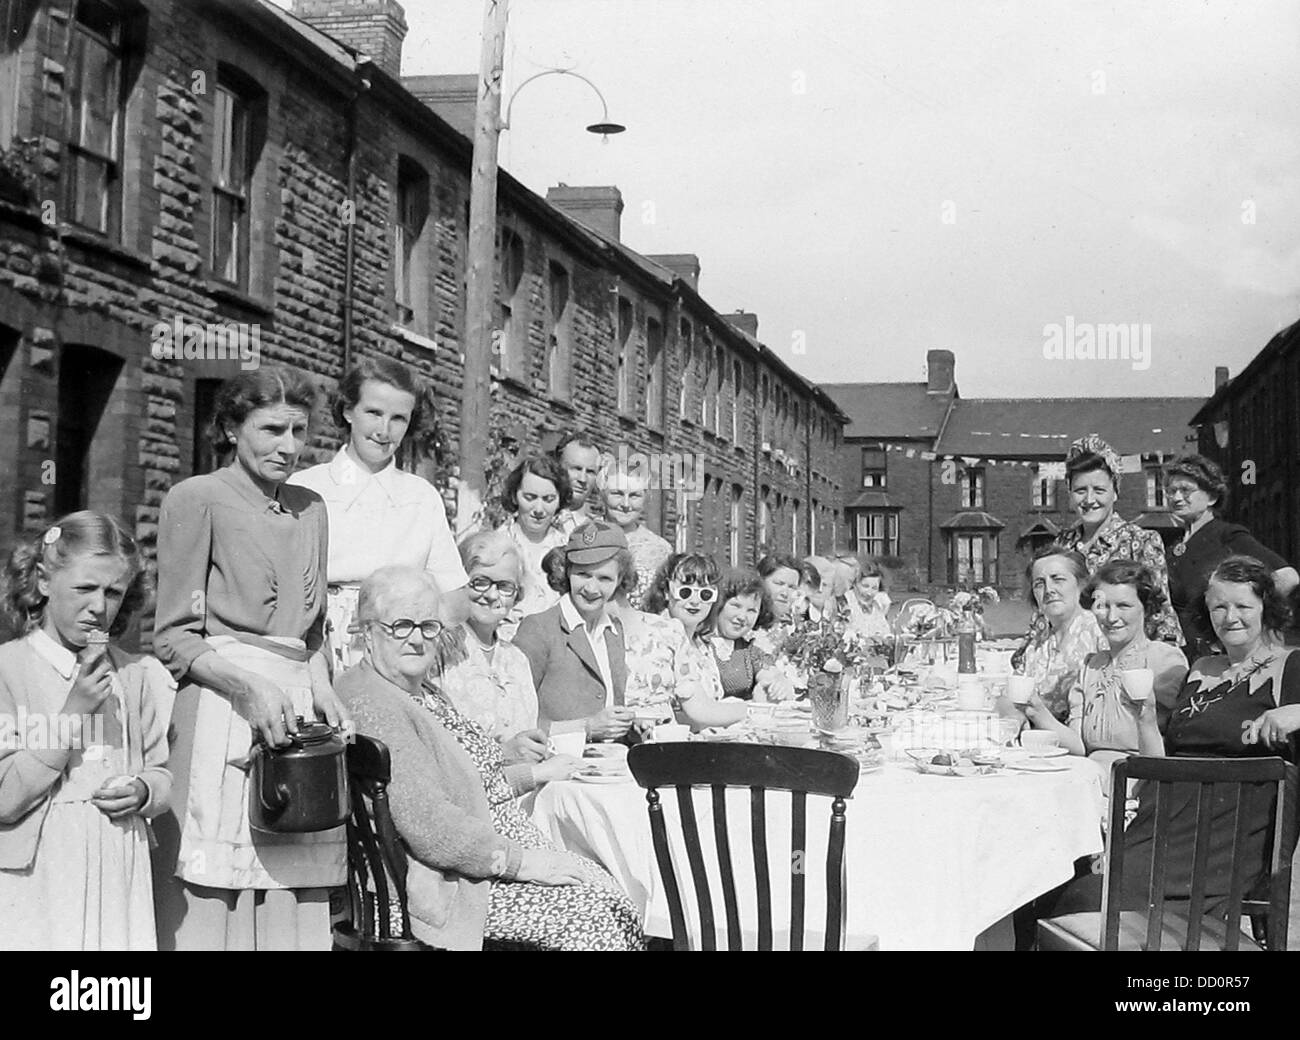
[774,616,886,731]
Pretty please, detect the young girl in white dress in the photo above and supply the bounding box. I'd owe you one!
[0,512,173,950]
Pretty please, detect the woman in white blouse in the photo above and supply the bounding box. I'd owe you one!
[289,358,469,670]
[499,454,570,635]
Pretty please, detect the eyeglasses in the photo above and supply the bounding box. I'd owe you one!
[670,582,717,603]
[1165,483,1201,499]
[372,618,444,640]
[467,576,520,599]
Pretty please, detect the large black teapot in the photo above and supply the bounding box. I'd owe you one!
[249,719,349,834]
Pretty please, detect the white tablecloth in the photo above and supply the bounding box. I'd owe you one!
[532,757,1105,950]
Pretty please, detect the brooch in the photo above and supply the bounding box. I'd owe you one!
[1172,543,1186,556]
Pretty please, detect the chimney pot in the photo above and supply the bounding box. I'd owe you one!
[723,311,759,339]
[546,185,624,242]
[404,74,477,137]
[1214,365,1230,390]
[926,349,956,394]
[292,0,409,78]
[646,253,701,290]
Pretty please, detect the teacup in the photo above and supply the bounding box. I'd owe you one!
[1120,667,1154,702]
[1007,675,1036,705]
[1020,730,1060,752]
[653,723,691,744]
[549,731,586,757]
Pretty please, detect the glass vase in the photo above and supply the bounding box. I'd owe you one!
[809,671,848,733]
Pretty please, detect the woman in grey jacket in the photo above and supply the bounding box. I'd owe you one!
[336,565,642,950]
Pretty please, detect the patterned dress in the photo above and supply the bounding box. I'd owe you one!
[415,689,644,951]
[1021,610,1108,722]
[1051,513,1183,644]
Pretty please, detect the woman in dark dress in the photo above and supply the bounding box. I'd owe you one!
[705,569,776,700]
[1047,556,1300,919]
[1164,454,1297,661]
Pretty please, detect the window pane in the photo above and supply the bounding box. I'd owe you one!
[71,153,109,232]
[214,87,232,187]
[212,189,240,281]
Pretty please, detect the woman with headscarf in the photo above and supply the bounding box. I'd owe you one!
[1019,434,1181,662]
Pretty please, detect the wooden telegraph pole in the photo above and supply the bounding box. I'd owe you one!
[456,0,510,535]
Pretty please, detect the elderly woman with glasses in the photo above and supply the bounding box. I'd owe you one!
[336,565,642,950]
[438,530,583,774]
[1164,454,1297,661]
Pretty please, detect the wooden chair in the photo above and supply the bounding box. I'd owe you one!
[627,741,868,951]
[332,734,433,952]
[1038,756,1295,952]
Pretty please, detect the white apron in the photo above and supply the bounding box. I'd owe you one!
[176,635,345,891]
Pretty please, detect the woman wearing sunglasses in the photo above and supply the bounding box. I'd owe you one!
[437,531,581,778]
[641,554,749,731]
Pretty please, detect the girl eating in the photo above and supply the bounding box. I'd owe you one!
[0,512,173,950]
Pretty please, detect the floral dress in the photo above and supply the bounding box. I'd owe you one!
[1048,513,1183,644]
[621,612,715,720]
[415,689,644,951]
[1021,610,1107,722]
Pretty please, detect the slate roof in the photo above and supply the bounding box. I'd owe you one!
[821,383,955,440]
[935,397,1204,458]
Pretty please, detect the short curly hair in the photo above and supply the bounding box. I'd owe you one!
[206,367,318,458]
[1196,554,1293,643]
[1164,453,1228,510]
[1082,559,1166,638]
[1,511,152,638]
[500,454,571,517]
[756,552,803,582]
[540,545,637,597]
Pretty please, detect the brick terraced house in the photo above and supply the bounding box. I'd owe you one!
[0,0,847,647]
[1191,320,1300,568]
[825,350,1205,595]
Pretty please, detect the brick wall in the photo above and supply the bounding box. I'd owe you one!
[0,0,845,642]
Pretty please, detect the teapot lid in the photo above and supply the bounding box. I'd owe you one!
[290,718,340,746]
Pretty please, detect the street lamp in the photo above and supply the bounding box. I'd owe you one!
[501,68,627,138]
[456,0,625,535]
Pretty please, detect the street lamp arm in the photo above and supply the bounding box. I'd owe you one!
[501,68,615,130]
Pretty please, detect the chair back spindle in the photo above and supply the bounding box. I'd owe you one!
[629,742,860,952]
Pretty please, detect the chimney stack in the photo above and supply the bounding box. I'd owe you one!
[926,349,956,394]
[1214,365,1230,390]
[404,74,477,137]
[292,0,408,78]
[546,185,623,242]
[647,253,701,290]
[723,311,759,339]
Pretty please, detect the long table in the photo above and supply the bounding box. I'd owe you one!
[532,755,1105,950]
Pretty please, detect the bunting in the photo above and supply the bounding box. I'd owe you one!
[871,442,1171,476]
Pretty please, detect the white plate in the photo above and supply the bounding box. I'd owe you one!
[572,771,634,785]
[1006,758,1070,773]
[1022,745,1069,758]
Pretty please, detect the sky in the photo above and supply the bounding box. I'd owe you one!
[309,0,1300,399]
